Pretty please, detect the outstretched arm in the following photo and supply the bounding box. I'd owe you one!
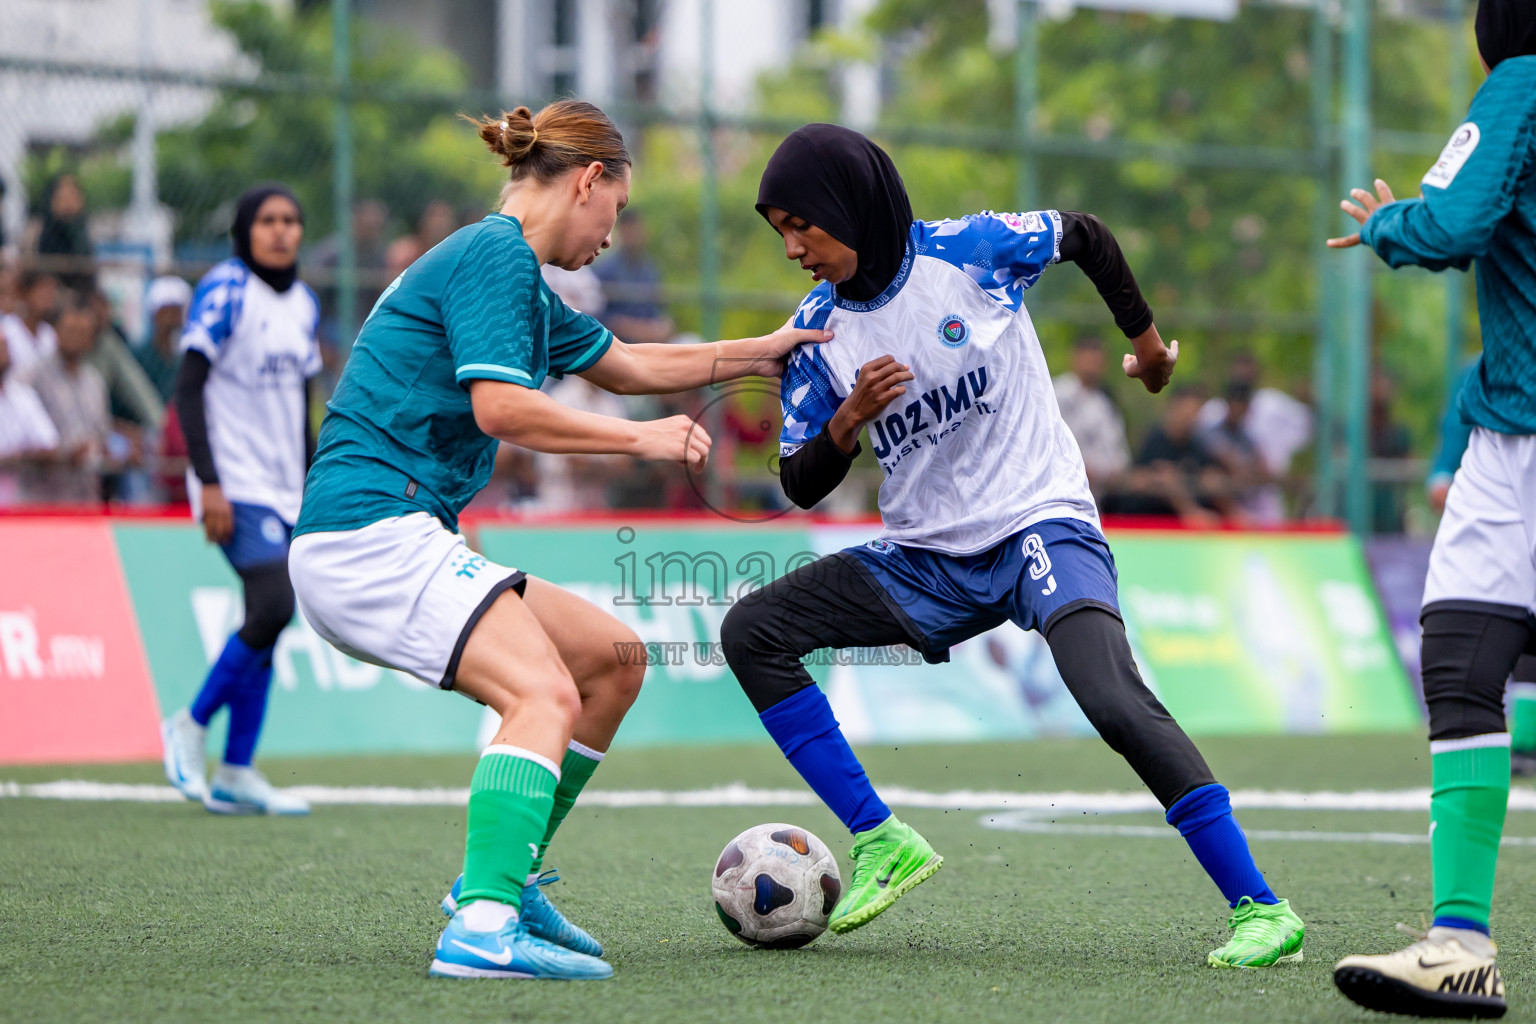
[1328,62,1536,267]
[468,379,711,472]
[580,326,832,395]
[1057,212,1178,394]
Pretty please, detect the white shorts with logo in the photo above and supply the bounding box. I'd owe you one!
[289,512,526,689]
[1423,428,1536,617]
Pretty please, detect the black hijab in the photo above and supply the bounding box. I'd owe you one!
[232,183,303,293]
[756,124,913,304]
[1477,0,1536,70]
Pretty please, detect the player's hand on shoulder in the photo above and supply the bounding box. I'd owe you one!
[759,326,833,377]
[1122,327,1178,394]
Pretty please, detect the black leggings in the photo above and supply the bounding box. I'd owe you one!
[237,560,296,650]
[720,552,1215,809]
[1421,602,1534,741]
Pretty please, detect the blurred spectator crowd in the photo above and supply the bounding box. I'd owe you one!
[0,178,1422,530]
[1053,336,1416,531]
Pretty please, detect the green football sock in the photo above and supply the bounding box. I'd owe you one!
[1430,735,1511,930]
[459,746,560,911]
[529,741,604,876]
[1508,684,1536,754]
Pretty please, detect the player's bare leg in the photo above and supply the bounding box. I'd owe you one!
[441,578,645,958]
[430,590,611,980]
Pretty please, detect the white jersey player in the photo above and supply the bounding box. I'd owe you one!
[159,184,320,817]
[778,208,1096,554]
[721,123,1305,970]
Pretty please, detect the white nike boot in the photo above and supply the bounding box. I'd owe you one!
[1335,925,1504,1018]
[160,709,208,802]
[204,764,311,816]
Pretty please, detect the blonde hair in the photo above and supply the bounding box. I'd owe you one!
[471,100,630,191]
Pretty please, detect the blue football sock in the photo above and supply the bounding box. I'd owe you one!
[759,685,890,835]
[223,645,274,767]
[1166,783,1279,907]
[189,632,263,727]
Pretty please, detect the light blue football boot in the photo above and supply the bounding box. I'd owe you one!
[442,870,603,958]
[428,910,612,980]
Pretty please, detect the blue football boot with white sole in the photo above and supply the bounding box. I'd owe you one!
[428,911,612,980]
[203,764,309,816]
[160,710,208,802]
[442,870,603,958]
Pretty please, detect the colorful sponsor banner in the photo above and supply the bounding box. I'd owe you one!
[112,524,483,756]
[1108,532,1420,734]
[486,524,1419,746]
[0,520,162,763]
[0,519,1419,763]
[1362,537,1434,701]
[478,525,822,747]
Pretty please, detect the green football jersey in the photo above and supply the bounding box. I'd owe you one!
[295,214,612,536]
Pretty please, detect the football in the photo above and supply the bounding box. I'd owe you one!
[711,823,842,949]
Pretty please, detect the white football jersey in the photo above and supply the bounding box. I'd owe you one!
[180,258,321,524]
[779,210,1098,555]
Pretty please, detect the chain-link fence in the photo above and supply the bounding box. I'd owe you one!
[0,0,1476,530]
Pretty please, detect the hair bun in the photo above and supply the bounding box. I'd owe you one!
[478,106,538,167]
[467,99,630,186]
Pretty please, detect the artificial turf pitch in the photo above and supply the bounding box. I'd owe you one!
[4,733,1535,1023]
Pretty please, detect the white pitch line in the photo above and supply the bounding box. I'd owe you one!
[8,780,1536,813]
[979,814,1536,847]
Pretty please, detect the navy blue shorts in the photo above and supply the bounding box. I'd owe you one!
[844,518,1120,663]
[219,503,293,572]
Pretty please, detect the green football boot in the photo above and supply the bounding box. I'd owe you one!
[1208,897,1305,968]
[828,815,943,935]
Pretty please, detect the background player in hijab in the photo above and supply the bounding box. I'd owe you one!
[722,124,1304,969]
[288,100,828,981]
[160,184,319,817]
[1327,1,1536,1015]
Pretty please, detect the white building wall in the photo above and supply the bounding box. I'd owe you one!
[0,0,246,259]
[654,0,800,113]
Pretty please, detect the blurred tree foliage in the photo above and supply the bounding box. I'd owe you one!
[637,1,1476,460]
[157,1,508,247]
[33,0,1476,463]
[36,1,510,252]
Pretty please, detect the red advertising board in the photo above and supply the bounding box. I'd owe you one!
[0,520,163,763]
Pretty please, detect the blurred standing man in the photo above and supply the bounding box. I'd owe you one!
[594,210,674,345]
[1052,336,1131,502]
[136,276,193,403]
[1197,351,1312,507]
[159,184,320,817]
[20,295,111,505]
[0,323,59,506]
[87,286,163,430]
[1328,2,1536,1016]
[2,270,60,371]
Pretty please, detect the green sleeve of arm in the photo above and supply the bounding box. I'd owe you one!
[444,235,543,388]
[1362,60,1536,270]
[544,284,613,377]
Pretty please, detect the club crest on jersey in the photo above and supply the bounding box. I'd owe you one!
[938,314,970,348]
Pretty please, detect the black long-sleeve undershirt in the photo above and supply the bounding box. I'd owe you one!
[174,350,318,488]
[1057,210,1155,340]
[174,350,219,485]
[780,428,861,510]
[778,210,1153,510]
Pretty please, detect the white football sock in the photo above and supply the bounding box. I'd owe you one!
[460,899,518,933]
[1429,925,1496,959]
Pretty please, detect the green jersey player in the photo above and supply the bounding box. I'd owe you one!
[289,99,828,981]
